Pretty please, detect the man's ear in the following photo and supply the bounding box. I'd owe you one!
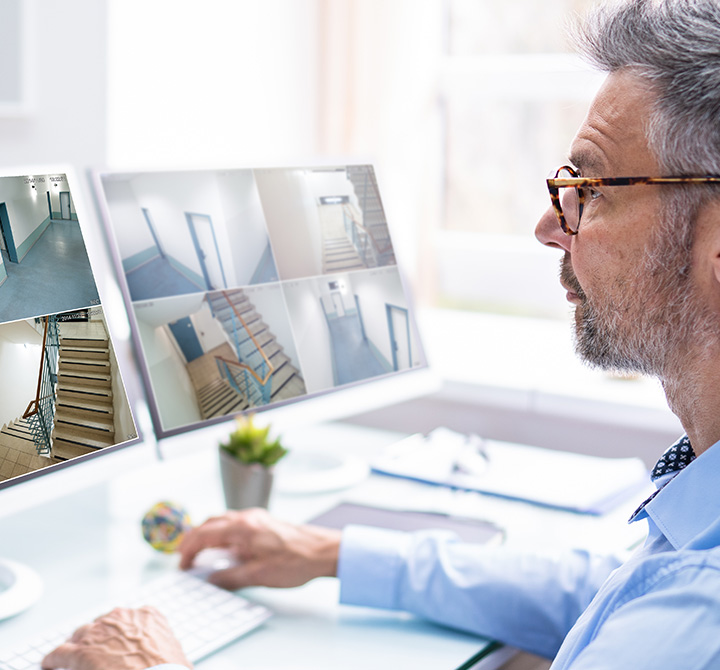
[706,201,720,288]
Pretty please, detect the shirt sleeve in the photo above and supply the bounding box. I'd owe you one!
[337,525,621,660]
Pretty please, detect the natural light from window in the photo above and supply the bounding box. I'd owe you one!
[106,0,676,432]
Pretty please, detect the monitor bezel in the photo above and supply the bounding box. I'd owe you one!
[91,164,435,441]
[0,163,144,499]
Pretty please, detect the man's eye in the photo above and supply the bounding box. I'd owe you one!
[581,186,602,201]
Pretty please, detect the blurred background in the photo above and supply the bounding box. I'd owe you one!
[0,0,603,318]
[0,0,680,461]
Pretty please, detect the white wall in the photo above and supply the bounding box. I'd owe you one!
[47,174,74,217]
[90,309,136,442]
[315,273,356,316]
[104,169,280,287]
[134,292,205,330]
[351,268,417,367]
[128,172,227,284]
[243,284,301,372]
[107,0,318,169]
[0,175,51,252]
[136,317,201,431]
[0,1,107,169]
[282,280,334,393]
[217,170,273,286]
[191,301,227,355]
[306,170,354,201]
[255,169,323,280]
[101,179,155,261]
[0,321,43,427]
[107,338,137,443]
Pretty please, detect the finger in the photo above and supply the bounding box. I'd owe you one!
[178,519,240,569]
[41,642,78,669]
[103,605,149,619]
[96,607,136,629]
[91,607,131,627]
[207,563,256,590]
[178,527,227,569]
[136,605,173,630]
[69,623,92,643]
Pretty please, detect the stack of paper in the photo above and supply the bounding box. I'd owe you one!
[371,428,650,515]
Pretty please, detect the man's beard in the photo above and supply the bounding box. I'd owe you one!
[562,197,718,378]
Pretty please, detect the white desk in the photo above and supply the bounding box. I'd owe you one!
[0,422,648,669]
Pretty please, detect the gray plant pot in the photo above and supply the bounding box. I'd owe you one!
[219,448,274,510]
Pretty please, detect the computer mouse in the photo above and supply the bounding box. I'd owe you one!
[187,548,240,579]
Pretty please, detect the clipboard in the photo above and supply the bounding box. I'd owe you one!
[371,428,650,515]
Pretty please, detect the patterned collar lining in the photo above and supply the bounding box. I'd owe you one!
[650,435,696,481]
[629,436,696,522]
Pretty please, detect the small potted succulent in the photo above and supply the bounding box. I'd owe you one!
[219,415,288,510]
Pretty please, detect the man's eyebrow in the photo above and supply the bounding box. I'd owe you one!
[567,150,607,176]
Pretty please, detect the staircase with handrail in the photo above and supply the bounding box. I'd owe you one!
[0,415,59,481]
[344,165,396,268]
[192,289,306,420]
[51,319,117,460]
[0,313,116,481]
[319,204,366,274]
[213,291,275,406]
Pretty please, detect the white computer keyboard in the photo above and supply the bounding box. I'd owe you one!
[0,570,272,670]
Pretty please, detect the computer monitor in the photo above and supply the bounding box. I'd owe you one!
[0,166,142,620]
[92,164,436,449]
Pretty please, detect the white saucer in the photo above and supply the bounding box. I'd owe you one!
[275,451,370,494]
[0,558,44,620]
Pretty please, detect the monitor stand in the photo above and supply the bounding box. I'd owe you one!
[0,558,43,621]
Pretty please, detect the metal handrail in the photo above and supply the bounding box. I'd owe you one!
[221,291,274,378]
[215,356,272,406]
[215,355,271,387]
[22,315,59,455]
[24,316,49,418]
[342,204,393,258]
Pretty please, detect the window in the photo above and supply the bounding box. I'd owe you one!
[434,0,604,316]
[108,0,604,318]
[312,0,605,317]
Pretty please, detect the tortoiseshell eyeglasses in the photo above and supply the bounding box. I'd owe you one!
[546,165,720,236]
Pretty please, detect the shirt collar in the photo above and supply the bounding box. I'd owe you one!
[649,435,696,480]
[628,436,696,523]
[630,437,720,550]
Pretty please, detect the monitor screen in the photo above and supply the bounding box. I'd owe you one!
[93,165,431,439]
[0,167,138,494]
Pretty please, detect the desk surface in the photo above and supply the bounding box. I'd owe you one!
[0,422,648,669]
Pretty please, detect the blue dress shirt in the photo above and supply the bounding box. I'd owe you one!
[338,439,720,668]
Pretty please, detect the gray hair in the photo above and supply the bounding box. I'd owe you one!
[573,0,720,176]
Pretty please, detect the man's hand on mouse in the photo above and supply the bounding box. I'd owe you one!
[179,507,341,589]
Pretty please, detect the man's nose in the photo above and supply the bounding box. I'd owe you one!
[535,206,573,252]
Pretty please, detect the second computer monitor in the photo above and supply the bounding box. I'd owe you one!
[0,167,139,495]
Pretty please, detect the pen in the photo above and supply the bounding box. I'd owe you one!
[452,434,490,477]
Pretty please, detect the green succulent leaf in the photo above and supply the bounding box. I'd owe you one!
[220,414,288,466]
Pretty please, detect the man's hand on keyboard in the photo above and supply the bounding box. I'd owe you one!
[178,507,341,589]
[41,606,192,670]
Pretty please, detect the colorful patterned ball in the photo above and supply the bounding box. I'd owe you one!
[141,501,193,553]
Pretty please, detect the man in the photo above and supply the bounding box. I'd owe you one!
[42,0,720,668]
